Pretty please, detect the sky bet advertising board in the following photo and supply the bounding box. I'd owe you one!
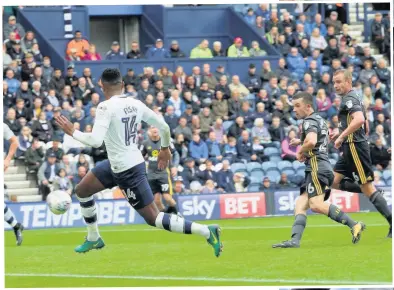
[4,189,391,230]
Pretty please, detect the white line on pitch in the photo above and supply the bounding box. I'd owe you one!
[4,273,390,285]
[28,223,387,235]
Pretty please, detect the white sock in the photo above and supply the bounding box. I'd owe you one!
[154,212,210,239]
[77,196,100,241]
[4,204,18,228]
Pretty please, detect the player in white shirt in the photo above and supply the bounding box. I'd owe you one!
[3,124,24,245]
[56,68,223,257]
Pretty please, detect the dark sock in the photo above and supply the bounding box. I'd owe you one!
[328,204,357,228]
[291,214,307,243]
[167,206,178,214]
[370,190,392,225]
[339,179,362,193]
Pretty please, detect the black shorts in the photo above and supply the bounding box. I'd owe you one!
[111,162,154,210]
[334,141,374,185]
[148,173,173,195]
[91,160,117,189]
[301,170,334,201]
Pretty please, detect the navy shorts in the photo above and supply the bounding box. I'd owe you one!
[111,162,154,210]
[91,160,117,189]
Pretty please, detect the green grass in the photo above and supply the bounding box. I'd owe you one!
[5,212,392,287]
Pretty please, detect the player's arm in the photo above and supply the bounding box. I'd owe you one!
[4,125,19,171]
[56,103,110,148]
[297,119,318,161]
[299,132,317,154]
[338,111,365,140]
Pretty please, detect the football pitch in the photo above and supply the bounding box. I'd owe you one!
[5,212,392,287]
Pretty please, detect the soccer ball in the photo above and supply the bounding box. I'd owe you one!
[47,190,72,215]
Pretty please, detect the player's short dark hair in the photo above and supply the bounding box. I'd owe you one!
[101,68,122,85]
[293,92,314,106]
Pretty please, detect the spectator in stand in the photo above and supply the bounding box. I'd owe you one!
[359,60,377,85]
[64,65,78,91]
[256,3,270,21]
[251,118,271,145]
[269,116,285,147]
[325,25,336,43]
[82,44,102,61]
[66,30,90,60]
[53,168,73,195]
[316,88,333,119]
[309,27,328,52]
[324,11,342,35]
[239,101,255,128]
[244,8,256,26]
[249,40,267,57]
[4,69,20,94]
[275,58,291,80]
[211,118,226,144]
[290,23,308,47]
[323,38,340,66]
[122,68,138,88]
[227,37,250,57]
[310,13,327,37]
[9,40,24,65]
[201,180,218,194]
[212,41,225,57]
[277,173,295,189]
[20,31,37,53]
[21,53,37,81]
[265,26,279,45]
[3,44,13,69]
[41,57,54,84]
[174,134,188,163]
[14,98,30,121]
[371,13,385,54]
[371,124,389,147]
[31,111,53,143]
[74,77,94,105]
[146,39,170,59]
[361,46,377,68]
[38,153,63,200]
[126,41,143,59]
[233,172,251,193]
[223,136,237,163]
[246,64,261,93]
[205,131,223,164]
[255,102,272,124]
[16,126,33,158]
[212,90,229,120]
[217,159,235,193]
[229,75,250,98]
[286,47,306,81]
[383,26,390,60]
[198,160,219,183]
[172,66,187,88]
[181,158,202,189]
[375,59,390,88]
[3,15,25,40]
[174,116,192,142]
[76,153,90,172]
[44,89,59,107]
[105,41,125,60]
[169,40,186,58]
[370,138,391,170]
[213,65,231,82]
[4,108,22,135]
[237,130,259,162]
[72,166,87,189]
[255,16,266,38]
[48,68,65,94]
[30,43,43,65]
[189,133,208,165]
[25,138,44,172]
[266,11,283,34]
[298,38,311,60]
[201,63,217,91]
[46,137,64,163]
[215,75,231,99]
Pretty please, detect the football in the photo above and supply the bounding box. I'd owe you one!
[47,190,72,215]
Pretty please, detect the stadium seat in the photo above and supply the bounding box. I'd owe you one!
[262,161,277,172]
[269,156,282,162]
[248,185,260,192]
[296,168,305,178]
[386,179,392,186]
[264,147,280,157]
[383,170,392,181]
[250,171,264,181]
[329,159,336,166]
[292,160,305,171]
[375,171,382,177]
[266,171,280,183]
[282,169,296,176]
[231,162,247,174]
[278,160,293,171]
[250,176,261,185]
[246,162,264,174]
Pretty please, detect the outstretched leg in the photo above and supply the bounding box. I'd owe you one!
[4,204,23,246]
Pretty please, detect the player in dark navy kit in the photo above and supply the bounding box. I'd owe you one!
[141,126,178,214]
[331,69,392,238]
[273,92,365,248]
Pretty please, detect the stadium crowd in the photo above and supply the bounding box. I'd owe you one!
[2,5,392,200]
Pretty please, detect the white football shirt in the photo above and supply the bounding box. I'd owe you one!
[3,124,15,141]
[72,95,171,173]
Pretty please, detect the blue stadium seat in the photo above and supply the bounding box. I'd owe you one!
[246,162,264,174]
[250,176,261,185]
[282,169,296,176]
[248,185,260,192]
[386,179,392,186]
[262,161,277,172]
[292,161,305,171]
[375,171,383,177]
[230,163,247,174]
[296,168,305,178]
[266,171,280,183]
[278,160,293,171]
[264,147,280,157]
[269,156,282,162]
[251,171,264,181]
[383,170,392,181]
